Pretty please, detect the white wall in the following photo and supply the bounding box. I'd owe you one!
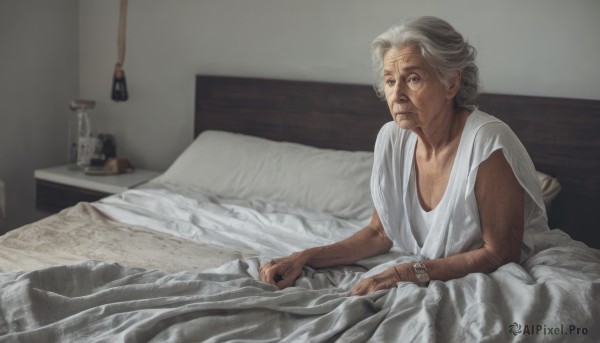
[78,0,599,173]
[0,0,596,229]
[0,0,79,232]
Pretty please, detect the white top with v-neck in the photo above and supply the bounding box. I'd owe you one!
[410,198,434,247]
[406,117,468,248]
[370,109,549,260]
[409,180,439,247]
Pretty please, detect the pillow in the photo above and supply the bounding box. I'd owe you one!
[536,171,561,207]
[154,131,374,220]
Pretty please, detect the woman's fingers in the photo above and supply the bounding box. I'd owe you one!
[259,258,302,288]
[351,278,376,295]
[274,263,302,289]
[351,267,401,295]
[259,261,278,284]
[275,272,295,289]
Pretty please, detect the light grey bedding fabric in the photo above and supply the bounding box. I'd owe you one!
[0,203,254,273]
[1,230,599,342]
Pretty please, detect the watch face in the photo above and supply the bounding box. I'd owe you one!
[413,261,430,284]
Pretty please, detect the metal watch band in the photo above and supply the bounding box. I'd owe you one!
[413,260,430,285]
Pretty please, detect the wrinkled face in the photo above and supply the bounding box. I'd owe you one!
[382,45,454,131]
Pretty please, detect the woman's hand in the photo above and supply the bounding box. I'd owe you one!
[259,252,309,289]
[351,264,405,296]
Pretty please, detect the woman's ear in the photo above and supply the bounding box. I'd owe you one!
[446,70,461,99]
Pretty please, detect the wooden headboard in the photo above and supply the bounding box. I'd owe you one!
[195,75,600,249]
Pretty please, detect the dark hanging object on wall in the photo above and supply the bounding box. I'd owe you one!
[111,0,129,102]
[111,64,128,102]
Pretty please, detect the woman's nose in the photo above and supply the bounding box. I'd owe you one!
[393,83,408,103]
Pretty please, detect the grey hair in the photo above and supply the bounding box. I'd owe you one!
[371,16,479,107]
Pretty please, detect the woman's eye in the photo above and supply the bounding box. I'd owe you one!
[408,76,420,83]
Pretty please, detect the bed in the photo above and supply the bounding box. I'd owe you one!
[1,75,598,342]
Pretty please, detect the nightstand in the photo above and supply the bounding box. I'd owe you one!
[34,164,162,213]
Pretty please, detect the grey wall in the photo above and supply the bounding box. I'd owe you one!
[1,0,599,229]
[0,0,79,232]
[79,0,600,173]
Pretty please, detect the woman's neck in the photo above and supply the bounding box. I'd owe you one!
[414,105,463,156]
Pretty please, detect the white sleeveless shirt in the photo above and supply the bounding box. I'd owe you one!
[370,110,549,260]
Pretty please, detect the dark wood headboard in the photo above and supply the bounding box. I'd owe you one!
[195,75,600,248]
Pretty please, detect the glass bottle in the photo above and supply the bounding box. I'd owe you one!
[67,111,78,164]
[68,100,96,168]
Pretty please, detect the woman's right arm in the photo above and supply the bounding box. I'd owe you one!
[259,209,393,288]
[304,209,392,268]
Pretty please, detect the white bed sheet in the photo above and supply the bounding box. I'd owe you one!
[2,230,599,342]
[92,182,369,259]
[2,182,599,341]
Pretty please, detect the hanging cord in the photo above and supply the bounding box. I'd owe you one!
[111,0,129,102]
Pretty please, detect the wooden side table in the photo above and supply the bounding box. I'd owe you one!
[34,165,162,213]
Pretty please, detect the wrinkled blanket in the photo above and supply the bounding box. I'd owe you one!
[1,229,599,342]
[0,203,254,273]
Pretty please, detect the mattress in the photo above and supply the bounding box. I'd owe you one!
[1,183,599,342]
[1,129,598,342]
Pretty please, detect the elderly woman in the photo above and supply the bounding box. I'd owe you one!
[260,16,548,295]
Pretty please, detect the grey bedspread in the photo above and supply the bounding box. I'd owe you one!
[1,229,599,343]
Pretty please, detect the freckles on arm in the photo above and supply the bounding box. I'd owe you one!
[305,209,393,269]
[419,149,525,282]
[476,149,524,265]
[351,150,525,290]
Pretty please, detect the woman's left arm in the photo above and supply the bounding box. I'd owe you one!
[351,149,524,295]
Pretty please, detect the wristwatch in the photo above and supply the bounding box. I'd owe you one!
[413,260,430,285]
